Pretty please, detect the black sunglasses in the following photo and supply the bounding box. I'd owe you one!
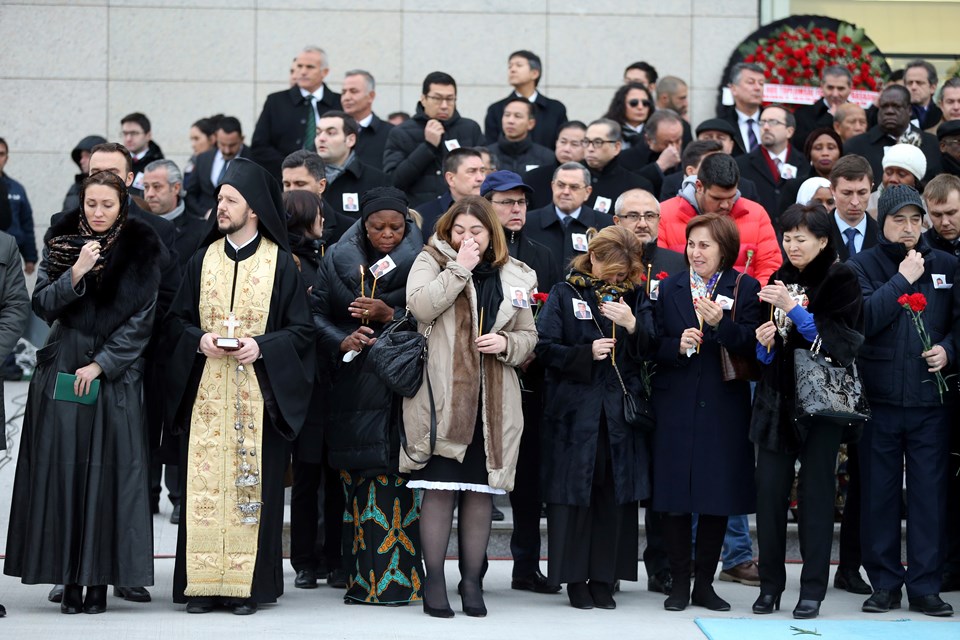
[628,98,653,108]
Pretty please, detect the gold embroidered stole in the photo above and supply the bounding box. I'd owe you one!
[184,237,278,598]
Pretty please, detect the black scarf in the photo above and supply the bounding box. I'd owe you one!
[0,177,12,231]
[496,134,533,157]
[472,261,503,334]
[46,203,129,281]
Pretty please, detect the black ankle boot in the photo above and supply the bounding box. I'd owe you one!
[83,585,107,614]
[567,582,593,609]
[753,592,781,614]
[691,515,730,611]
[61,585,83,614]
[662,514,693,611]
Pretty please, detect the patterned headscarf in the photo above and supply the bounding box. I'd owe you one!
[46,171,129,280]
[566,270,636,306]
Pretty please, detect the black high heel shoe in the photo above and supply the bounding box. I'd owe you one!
[60,584,83,614]
[457,581,487,617]
[422,600,455,618]
[752,592,782,614]
[83,585,107,614]
[793,599,821,619]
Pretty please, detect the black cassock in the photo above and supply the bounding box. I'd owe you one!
[163,236,315,604]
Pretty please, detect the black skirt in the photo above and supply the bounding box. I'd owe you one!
[409,411,498,492]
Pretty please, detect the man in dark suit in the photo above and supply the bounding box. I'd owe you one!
[582,119,654,214]
[314,111,389,221]
[186,116,248,219]
[736,104,808,226]
[844,85,941,184]
[905,60,943,131]
[340,69,393,171]
[251,46,342,180]
[524,121,587,209]
[526,162,612,274]
[484,50,568,149]
[792,66,854,149]
[415,148,485,234]
[715,62,765,157]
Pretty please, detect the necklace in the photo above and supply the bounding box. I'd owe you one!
[233,363,261,525]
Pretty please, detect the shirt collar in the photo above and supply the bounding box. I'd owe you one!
[515,90,539,103]
[299,85,325,102]
[554,206,581,222]
[357,113,374,128]
[736,108,761,123]
[834,210,867,235]
[227,231,260,252]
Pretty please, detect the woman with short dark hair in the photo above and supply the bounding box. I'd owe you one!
[751,204,864,619]
[650,213,761,613]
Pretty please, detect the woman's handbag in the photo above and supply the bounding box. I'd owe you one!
[793,337,871,423]
[719,272,762,382]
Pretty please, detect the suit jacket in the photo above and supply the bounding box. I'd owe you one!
[791,100,835,150]
[715,105,754,157]
[736,146,808,226]
[250,84,342,180]
[185,145,250,218]
[525,204,613,275]
[170,205,210,265]
[484,92,568,149]
[843,125,942,184]
[353,113,393,171]
[916,102,944,132]
[524,160,560,210]
[831,214,880,263]
[323,159,390,222]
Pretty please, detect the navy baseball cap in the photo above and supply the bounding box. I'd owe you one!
[480,170,534,197]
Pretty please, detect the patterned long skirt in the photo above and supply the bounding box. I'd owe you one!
[342,473,424,605]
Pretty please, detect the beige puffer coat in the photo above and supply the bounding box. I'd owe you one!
[400,237,537,490]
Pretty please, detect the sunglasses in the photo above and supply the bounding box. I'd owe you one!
[628,98,653,108]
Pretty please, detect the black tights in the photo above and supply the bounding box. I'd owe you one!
[419,489,492,609]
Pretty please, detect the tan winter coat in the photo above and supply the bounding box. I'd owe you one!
[400,238,538,490]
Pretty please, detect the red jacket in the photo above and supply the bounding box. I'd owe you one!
[657,194,782,285]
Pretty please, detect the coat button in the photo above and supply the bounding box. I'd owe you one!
[698,401,706,407]
[85,350,94,358]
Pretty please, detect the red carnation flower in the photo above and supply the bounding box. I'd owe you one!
[531,292,549,304]
[656,271,669,281]
[841,35,853,44]
[745,54,755,62]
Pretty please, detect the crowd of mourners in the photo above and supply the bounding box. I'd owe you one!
[1,44,959,621]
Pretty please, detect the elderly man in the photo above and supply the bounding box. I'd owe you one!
[340,70,393,171]
[525,121,587,209]
[251,46,342,179]
[717,63,766,156]
[845,85,941,184]
[619,110,684,192]
[904,60,942,130]
[850,185,957,617]
[144,159,208,263]
[833,103,869,142]
[792,66,854,149]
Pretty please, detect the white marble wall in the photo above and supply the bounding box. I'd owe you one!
[0,0,759,243]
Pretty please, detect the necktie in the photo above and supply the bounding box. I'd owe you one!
[843,228,859,257]
[746,118,759,152]
[561,215,572,228]
[304,96,317,150]
[215,160,228,186]
[773,157,783,182]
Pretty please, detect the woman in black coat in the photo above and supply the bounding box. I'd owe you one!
[4,171,162,614]
[750,204,864,619]
[536,225,653,610]
[311,186,424,605]
[651,213,761,612]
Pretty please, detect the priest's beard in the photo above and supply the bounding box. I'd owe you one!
[218,210,251,236]
[419,489,492,611]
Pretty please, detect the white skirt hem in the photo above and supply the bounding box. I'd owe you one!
[407,480,506,495]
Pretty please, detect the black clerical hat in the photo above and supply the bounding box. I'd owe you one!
[204,157,290,252]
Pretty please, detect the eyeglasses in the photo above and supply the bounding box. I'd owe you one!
[557,138,583,148]
[491,198,529,207]
[553,180,586,192]
[943,138,960,148]
[758,119,786,128]
[582,139,617,149]
[424,94,456,105]
[619,212,660,222]
[628,99,653,109]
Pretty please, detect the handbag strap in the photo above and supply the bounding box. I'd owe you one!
[563,282,631,396]
[729,271,745,321]
[398,309,438,466]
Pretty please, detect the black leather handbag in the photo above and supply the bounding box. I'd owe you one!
[794,337,871,423]
[369,310,432,398]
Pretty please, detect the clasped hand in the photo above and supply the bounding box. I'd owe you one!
[200,332,261,364]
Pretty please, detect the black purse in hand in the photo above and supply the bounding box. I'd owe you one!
[793,336,871,423]
[368,309,433,398]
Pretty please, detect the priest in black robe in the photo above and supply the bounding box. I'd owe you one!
[163,157,315,615]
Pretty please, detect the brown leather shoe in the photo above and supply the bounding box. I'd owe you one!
[718,560,761,586]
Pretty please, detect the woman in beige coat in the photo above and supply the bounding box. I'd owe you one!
[402,196,537,619]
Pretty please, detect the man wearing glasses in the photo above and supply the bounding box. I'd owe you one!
[525,121,587,209]
[736,104,808,226]
[383,71,484,204]
[581,119,654,215]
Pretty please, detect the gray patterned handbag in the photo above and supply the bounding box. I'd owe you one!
[793,337,871,423]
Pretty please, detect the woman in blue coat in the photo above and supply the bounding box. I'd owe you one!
[536,225,654,610]
[650,213,761,612]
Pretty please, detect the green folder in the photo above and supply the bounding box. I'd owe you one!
[54,372,100,405]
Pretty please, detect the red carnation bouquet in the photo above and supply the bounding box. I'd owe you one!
[532,292,549,320]
[898,293,951,403]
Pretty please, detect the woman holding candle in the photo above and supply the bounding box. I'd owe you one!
[651,213,761,612]
[534,225,654,610]
[311,186,425,605]
[402,196,537,618]
[750,204,864,619]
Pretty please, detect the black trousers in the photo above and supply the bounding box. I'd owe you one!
[755,422,844,600]
[943,420,960,578]
[860,403,950,597]
[508,384,543,578]
[289,457,344,574]
[643,509,669,578]
[149,458,180,508]
[838,441,863,572]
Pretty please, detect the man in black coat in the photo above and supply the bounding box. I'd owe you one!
[905,60,943,131]
[618,110,684,196]
[415,148,485,235]
[525,121,587,209]
[939,120,960,178]
[280,150,354,248]
[251,46,342,180]
[792,66,853,149]
[849,185,958,617]
[340,69,393,171]
[186,116,249,219]
[736,105,808,227]
[486,98,555,175]
[582,119,654,215]
[481,171,560,593]
[715,62,766,157]
[314,111,389,221]
[484,50,568,149]
[121,112,164,196]
[383,71,484,204]
[844,85,941,184]
[526,162,613,277]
